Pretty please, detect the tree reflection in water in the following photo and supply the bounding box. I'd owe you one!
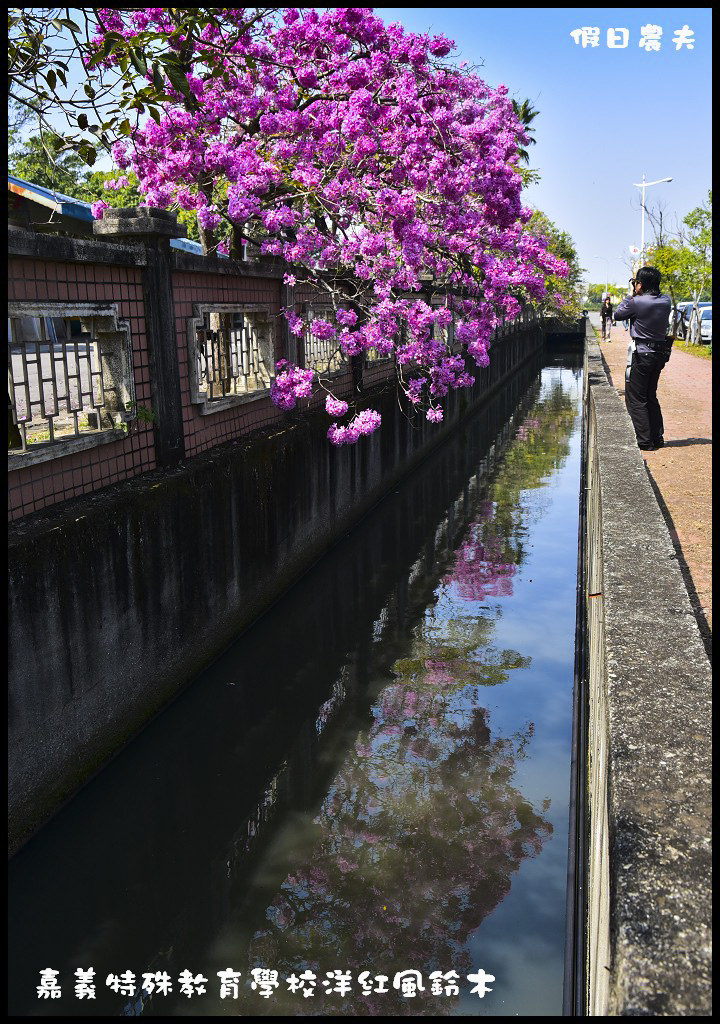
[234,375,578,1016]
[248,696,548,1015]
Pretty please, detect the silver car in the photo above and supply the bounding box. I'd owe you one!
[675,301,712,339]
[699,306,712,344]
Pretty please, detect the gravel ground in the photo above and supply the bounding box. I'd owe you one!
[590,314,712,651]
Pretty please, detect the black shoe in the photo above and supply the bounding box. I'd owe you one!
[652,439,665,448]
[638,444,658,451]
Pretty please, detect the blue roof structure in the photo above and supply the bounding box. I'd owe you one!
[9,174,94,221]
[8,175,216,256]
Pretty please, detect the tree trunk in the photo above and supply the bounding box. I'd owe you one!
[197,177,215,256]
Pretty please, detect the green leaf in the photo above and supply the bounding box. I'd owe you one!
[164,64,194,100]
[129,48,148,76]
[77,113,88,130]
[84,83,96,99]
[148,106,162,124]
[85,44,111,70]
[152,63,164,92]
[78,144,97,166]
[45,69,56,90]
[118,119,132,136]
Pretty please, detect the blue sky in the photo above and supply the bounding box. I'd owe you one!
[377,7,712,292]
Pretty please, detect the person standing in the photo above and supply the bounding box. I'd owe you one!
[613,266,672,451]
[600,296,614,341]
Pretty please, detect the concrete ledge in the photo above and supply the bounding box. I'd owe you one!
[584,328,712,1015]
[171,250,286,278]
[8,227,147,266]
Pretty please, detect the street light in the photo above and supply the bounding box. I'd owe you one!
[591,256,609,294]
[632,174,672,264]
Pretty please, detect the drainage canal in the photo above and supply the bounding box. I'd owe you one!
[9,344,584,1017]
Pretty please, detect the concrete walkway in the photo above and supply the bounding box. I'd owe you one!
[589,312,712,650]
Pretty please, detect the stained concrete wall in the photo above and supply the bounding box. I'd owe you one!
[8,329,541,853]
[583,329,711,1015]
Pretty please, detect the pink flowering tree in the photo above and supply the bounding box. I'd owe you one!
[84,8,568,440]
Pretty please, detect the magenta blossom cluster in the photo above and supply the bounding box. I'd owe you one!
[327,409,382,446]
[89,8,569,443]
[91,199,109,219]
[269,360,315,411]
[325,395,349,418]
[103,176,131,190]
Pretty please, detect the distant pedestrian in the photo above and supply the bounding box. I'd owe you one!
[613,266,672,451]
[600,296,614,341]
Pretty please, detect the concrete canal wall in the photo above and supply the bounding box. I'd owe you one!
[583,327,711,1015]
[8,214,548,852]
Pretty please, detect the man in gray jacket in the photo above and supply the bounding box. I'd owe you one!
[613,266,672,451]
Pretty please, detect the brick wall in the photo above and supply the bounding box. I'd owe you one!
[8,253,156,520]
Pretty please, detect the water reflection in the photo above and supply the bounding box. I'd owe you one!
[243,701,549,1016]
[8,350,582,1018]
[213,370,580,1017]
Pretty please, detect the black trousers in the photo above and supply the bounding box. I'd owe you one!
[624,349,671,447]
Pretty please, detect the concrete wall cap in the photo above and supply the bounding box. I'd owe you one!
[93,207,187,240]
[101,206,178,222]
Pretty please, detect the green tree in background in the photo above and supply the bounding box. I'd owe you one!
[511,98,541,187]
[585,283,626,308]
[9,132,89,198]
[682,190,712,291]
[511,99,540,165]
[645,191,712,339]
[526,210,584,321]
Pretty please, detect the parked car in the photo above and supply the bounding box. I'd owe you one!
[669,301,689,334]
[699,306,712,344]
[674,301,712,339]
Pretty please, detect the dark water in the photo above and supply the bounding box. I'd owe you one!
[8,346,583,1017]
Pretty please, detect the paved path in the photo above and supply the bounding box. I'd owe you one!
[589,313,712,647]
